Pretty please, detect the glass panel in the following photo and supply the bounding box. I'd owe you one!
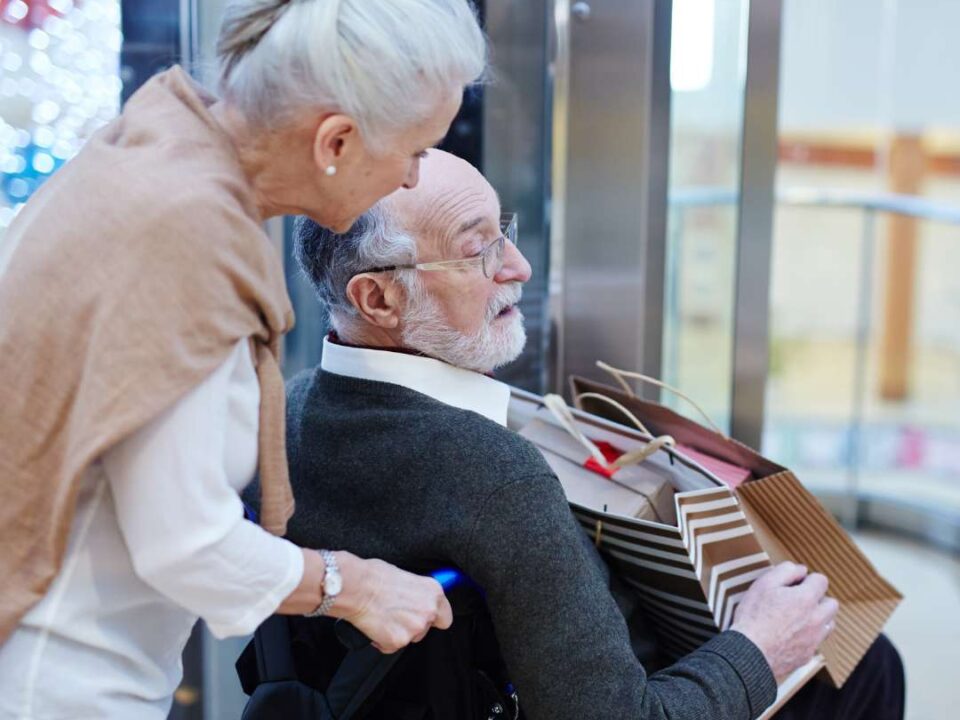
[0,0,123,250]
[481,0,548,392]
[178,7,263,717]
[196,0,227,85]
[769,0,960,532]
[662,0,750,431]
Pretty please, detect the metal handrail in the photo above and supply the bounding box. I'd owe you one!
[670,186,960,225]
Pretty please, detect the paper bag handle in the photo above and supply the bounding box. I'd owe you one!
[543,394,609,466]
[574,391,653,435]
[612,435,676,468]
[595,361,728,438]
[542,393,674,470]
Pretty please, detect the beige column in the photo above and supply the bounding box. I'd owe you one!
[879,134,926,401]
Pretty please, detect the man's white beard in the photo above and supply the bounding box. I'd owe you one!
[400,281,527,374]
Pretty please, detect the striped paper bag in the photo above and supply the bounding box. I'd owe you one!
[510,392,826,715]
[564,368,902,691]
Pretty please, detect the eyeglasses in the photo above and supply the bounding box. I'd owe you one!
[359,213,517,279]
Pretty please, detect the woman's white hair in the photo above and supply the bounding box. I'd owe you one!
[216,0,486,145]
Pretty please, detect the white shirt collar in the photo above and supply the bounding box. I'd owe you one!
[320,336,511,427]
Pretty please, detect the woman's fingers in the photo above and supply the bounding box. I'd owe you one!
[331,554,453,652]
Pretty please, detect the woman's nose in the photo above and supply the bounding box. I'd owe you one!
[495,240,532,284]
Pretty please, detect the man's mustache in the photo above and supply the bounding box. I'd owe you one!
[487,283,523,322]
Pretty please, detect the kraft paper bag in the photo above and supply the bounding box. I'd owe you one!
[564,367,903,690]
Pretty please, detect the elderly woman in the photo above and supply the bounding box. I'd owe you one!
[0,1,485,718]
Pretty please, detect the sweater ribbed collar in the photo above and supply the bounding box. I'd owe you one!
[320,335,510,426]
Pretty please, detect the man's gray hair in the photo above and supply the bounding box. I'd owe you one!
[294,205,418,330]
[216,0,486,146]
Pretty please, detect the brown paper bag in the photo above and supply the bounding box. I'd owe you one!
[567,367,902,690]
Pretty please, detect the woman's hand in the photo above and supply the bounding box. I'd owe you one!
[330,552,453,653]
[278,549,453,653]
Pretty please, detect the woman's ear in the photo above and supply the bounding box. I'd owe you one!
[345,274,404,329]
[312,113,359,174]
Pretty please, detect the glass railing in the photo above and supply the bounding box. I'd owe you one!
[667,187,960,551]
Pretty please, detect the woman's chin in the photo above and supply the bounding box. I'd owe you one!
[331,216,358,234]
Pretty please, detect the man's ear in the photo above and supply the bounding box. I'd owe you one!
[312,113,360,173]
[345,274,404,329]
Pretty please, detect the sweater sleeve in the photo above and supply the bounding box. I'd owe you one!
[459,472,777,720]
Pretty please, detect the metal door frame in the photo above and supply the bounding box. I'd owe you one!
[729,0,784,449]
[548,0,674,397]
[548,0,785,452]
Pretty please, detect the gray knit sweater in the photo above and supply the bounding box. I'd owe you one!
[250,368,777,720]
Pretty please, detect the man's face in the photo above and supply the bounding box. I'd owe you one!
[389,152,533,373]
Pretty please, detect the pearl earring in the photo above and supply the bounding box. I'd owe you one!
[325,165,337,177]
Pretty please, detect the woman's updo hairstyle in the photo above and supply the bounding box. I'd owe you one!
[216,0,486,148]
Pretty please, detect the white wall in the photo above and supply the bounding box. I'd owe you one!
[779,0,960,132]
[670,0,960,136]
[669,0,960,350]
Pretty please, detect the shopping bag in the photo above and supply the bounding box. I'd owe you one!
[510,388,825,717]
[524,395,681,524]
[564,364,902,691]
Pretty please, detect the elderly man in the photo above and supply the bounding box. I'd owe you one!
[249,150,903,720]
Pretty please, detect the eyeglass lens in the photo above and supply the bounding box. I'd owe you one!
[484,215,516,278]
[482,236,505,278]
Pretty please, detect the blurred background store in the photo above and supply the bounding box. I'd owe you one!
[1,1,957,718]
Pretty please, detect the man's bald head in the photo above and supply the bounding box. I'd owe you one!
[294,151,491,325]
[384,150,500,256]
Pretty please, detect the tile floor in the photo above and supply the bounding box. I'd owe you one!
[852,531,960,720]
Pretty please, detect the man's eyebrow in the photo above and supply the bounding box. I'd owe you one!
[456,216,487,235]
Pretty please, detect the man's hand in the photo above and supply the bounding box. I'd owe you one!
[328,552,454,654]
[731,561,839,683]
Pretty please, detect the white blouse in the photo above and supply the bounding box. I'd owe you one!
[0,339,304,720]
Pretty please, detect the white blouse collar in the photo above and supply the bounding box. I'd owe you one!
[320,336,511,427]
